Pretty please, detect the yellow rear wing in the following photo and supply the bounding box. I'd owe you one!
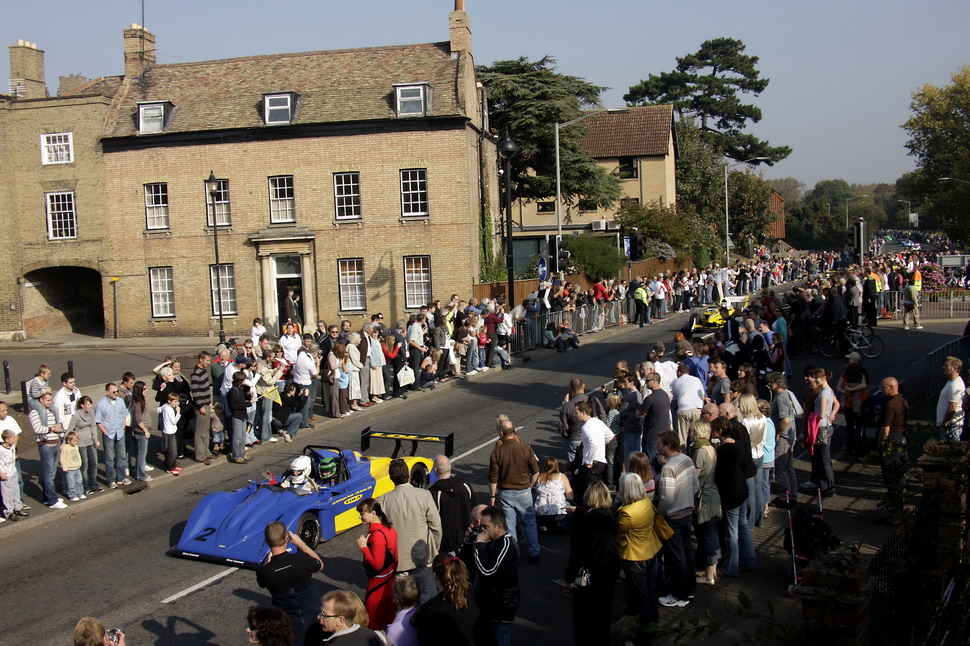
[360,426,454,458]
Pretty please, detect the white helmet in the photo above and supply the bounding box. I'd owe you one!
[289,455,312,485]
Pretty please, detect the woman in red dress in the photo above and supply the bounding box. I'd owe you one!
[355,497,399,630]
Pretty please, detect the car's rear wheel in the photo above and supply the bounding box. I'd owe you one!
[410,463,430,489]
[296,512,321,549]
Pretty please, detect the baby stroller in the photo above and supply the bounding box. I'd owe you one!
[783,490,841,594]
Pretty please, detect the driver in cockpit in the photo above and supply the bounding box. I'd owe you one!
[281,455,319,493]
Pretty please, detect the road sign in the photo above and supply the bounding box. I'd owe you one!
[623,236,631,257]
[538,256,548,282]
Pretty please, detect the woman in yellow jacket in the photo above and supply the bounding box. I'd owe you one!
[618,472,663,646]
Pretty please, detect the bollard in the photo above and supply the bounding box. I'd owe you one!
[67,360,74,379]
[3,360,9,394]
[20,380,28,412]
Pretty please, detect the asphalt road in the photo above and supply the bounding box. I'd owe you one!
[2,312,964,645]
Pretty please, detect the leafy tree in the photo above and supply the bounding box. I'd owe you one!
[727,170,775,245]
[673,118,725,226]
[625,38,791,163]
[564,235,626,280]
[614,201,717,266]
[477,57,622,208]
[768,177,806,205]
[901,65,970,241]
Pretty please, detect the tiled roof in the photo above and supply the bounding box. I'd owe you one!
[104,42,463,137]
[579,105,673,158]
[61,76,123,98]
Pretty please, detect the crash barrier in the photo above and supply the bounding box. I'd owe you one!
[509,299,629,354]
[878,290,970,320]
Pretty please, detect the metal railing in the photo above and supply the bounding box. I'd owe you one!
[509,300,628,353]
[878,290,970,320]
[868,494,941,645]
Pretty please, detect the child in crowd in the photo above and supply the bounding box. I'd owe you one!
[60,430,85,501]
[210,402,225,456]
[0,429,27,520]
[251,317,267,347]
[159,392,182,475]
[26,364,52,418]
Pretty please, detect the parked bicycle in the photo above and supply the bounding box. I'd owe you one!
[815,325,883,359]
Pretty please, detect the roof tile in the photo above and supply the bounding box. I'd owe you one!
[580,105,673,158]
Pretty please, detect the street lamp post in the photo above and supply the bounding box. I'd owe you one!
[555,108,628,241]
[205,171,226,345]
[844,194,867,230]
[723,156,769,264]
[498,132,519,309]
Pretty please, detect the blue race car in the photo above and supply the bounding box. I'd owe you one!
[171,428,453,568]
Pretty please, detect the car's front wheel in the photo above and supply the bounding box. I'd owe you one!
[296,512,321,549]
[410,463,430,489]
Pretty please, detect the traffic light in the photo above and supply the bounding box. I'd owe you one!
[630,233,648,261]
[845,228,856,250]
[557,237,571,273]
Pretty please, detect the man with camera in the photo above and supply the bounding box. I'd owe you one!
[256,520,323,641]
[461,505,519,646]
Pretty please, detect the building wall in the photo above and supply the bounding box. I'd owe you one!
[0,94,111,338]
[101,125,486,336]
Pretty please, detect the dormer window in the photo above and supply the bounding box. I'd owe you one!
[264,93,295,125]
[138,101,173,134]
[394,84,430,117]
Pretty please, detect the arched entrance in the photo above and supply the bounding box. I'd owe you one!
[22,266,105,337]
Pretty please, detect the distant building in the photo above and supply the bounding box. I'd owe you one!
[510,105,677,269]
[0,6,499,339]
[767,191,786,239]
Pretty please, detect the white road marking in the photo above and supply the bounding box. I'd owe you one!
[161,567,238,604]
[450,437,497,464]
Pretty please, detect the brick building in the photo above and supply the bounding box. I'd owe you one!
[767,191,787,239]
[510,105,677,269]
[0,5,499,339]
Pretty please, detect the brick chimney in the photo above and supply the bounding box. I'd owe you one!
[58,75,89,96]
[449,1,471,56]
[124,23,156,78]
[8,40,48,99]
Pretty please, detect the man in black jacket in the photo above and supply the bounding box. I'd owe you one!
[461,505,519,646]
[429,455,477,555]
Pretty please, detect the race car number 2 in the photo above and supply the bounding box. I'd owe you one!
[194,527,216,542]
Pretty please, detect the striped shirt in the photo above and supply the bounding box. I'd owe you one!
[190,365,212,409]
[657,452,698,519]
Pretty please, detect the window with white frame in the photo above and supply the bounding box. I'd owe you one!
[205,179,231,227]
[337,259,366,311]
[400,169,428,217]
[144,183,170,229]
[403,256,432,309]
[395,84,429,116]
[40,133,73,165]
[268,176,295,223]
[333,172,361,219]
[209,264,237,315]
[46,191,77,240]
[149,267,175,317]
[138,103,167,133]
[264,94,292,124]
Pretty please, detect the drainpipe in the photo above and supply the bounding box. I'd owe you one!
[110,277,120,338]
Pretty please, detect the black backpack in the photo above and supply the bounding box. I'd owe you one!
[784,507,841,563]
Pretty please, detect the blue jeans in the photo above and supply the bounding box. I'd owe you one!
[660,515,695,600]
[133,432,150,480]
[297,383,314,426]
[623,431,643,465]
[257,399,273,441]
[720,502,757,576]
[272,412,303,439]
[231,418,247,460]
[640,437,658,464]
[64,468,83,499]
[103,434,128,483]
[566,439,582,463]
[745,456,764,529]
[465,343,480,372]
[497,488,540,558]
[78,444,99,491]
[491,621,511,646]
[38,443,59,506]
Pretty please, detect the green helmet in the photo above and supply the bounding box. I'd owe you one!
[318,458,338,482]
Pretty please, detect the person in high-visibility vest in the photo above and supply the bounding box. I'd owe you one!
[633,284,652,327]
[912,267,922,292]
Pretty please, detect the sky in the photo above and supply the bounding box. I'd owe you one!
[4,0,968,191]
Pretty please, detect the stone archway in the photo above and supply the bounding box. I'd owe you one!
[22,266,105,337]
